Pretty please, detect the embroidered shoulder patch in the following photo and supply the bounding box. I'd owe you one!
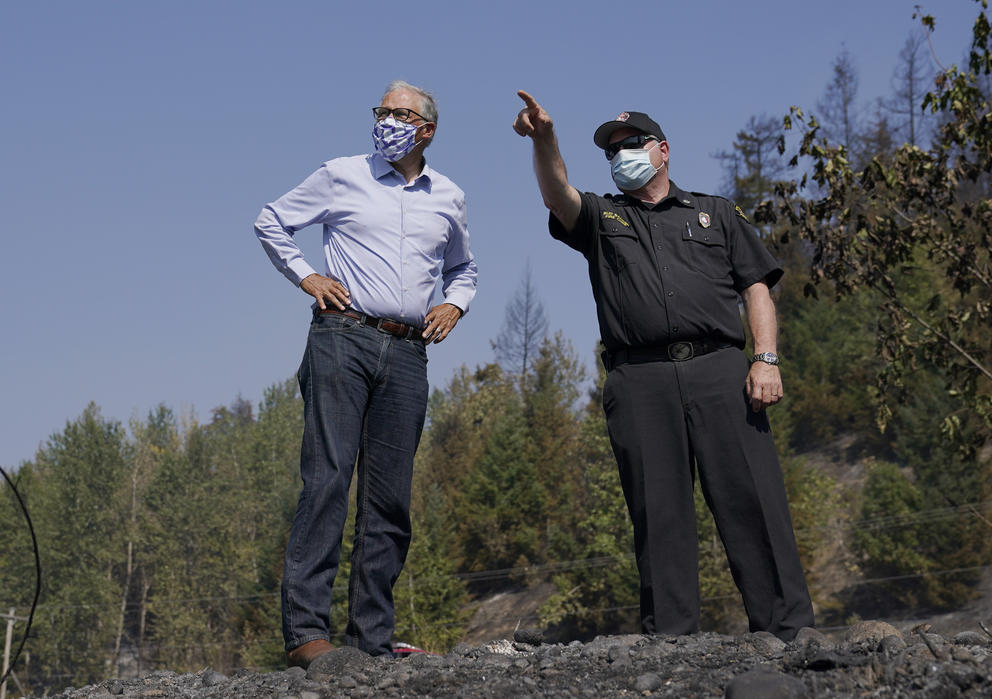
[602,211,630,227]
[734,205,749,222]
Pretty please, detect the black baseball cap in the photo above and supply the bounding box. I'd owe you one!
[593,111,666,150]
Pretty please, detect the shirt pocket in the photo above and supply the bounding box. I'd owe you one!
[682,225,731,280]
[600,229,640,272]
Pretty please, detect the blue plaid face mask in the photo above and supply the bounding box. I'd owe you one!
[373,117,422,162]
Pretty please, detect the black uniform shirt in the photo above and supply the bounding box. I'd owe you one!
[549,181,783,352]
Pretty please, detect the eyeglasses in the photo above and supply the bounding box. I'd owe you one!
[604,134,657,160]
[372,107,429,123]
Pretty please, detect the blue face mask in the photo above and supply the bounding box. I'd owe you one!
[610,141,661,190]
[373,116,422,162]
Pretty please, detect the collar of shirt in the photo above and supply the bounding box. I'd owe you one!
[369,151,434,191]
[653,181,695,209]
[613,181,695,210]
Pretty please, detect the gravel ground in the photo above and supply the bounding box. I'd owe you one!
[30,621,992,698]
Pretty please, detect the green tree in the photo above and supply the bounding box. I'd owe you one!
[540,352,638,638]
[459,403,545,577]
[764,1,992,610]
[769,3,992,439]
[393,483,469,652]
[27,404,131,691]
[525,332,587,563]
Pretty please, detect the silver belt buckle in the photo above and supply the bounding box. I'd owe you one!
[668,342,694,361]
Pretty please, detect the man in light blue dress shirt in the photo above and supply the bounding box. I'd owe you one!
[254,80,477,666]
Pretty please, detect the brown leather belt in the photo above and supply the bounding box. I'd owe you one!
[603,340,732,371]
[319,308,423,341]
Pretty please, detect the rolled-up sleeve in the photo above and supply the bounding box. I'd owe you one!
[440,193,478,314]
[253,166,333,286]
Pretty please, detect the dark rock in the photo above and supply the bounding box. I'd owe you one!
[955,630,990,646]
[285,665,307,680]
[607,644,631,665]
[845,620,901,647]
[725,668,808,698]
[952,646,977,663]
[632,672,663,692]
[880,634,907,654]
[305,645,375,682]
[748,631,787,655]
[631,641,677,662]
[513,627,544,645]
[449,642,473,656]
[791,627,832,650]
[200,669,228,687]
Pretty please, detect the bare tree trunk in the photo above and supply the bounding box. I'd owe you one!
[111,471,138,676]
[138,575,150,676]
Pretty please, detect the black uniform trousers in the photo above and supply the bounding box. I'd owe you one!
[602,346,814,641]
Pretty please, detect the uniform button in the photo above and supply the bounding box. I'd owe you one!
[663,266,669,271]
[704,236,710,241]
[667,291,674,297]
[612,227,617,232]
[653,223,658,228]
[673,326,679,332]
[656,245,662,250]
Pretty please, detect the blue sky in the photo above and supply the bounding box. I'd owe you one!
[0,1,984,468]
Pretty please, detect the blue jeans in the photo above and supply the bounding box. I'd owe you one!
[281,311,428,656]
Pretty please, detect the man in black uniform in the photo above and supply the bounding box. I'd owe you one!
[512,90,814,641]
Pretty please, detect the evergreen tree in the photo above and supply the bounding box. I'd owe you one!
[459,404,545,578]
[713,114,787,215]
[817,48,861,155]
[767,1,992,610]
[540,352,638,638]
[884,29,935,147]
[28,404,131,690]
[393,483,469,651]
[491,263,549,378]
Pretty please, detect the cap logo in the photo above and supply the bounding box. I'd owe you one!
[616,112,630,122]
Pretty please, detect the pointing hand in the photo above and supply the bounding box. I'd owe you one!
[513,90,554,140]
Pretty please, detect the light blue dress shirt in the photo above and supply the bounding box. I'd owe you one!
[254,152,478,326]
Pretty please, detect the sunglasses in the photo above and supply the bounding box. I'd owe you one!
[604,134,657,160]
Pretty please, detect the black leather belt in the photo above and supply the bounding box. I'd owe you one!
[603,340,732,371]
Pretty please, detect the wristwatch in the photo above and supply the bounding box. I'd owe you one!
[752,352,780,366]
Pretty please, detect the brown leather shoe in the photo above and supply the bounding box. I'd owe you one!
[286,639,334,668]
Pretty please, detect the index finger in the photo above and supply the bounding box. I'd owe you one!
[517,89,539,110]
